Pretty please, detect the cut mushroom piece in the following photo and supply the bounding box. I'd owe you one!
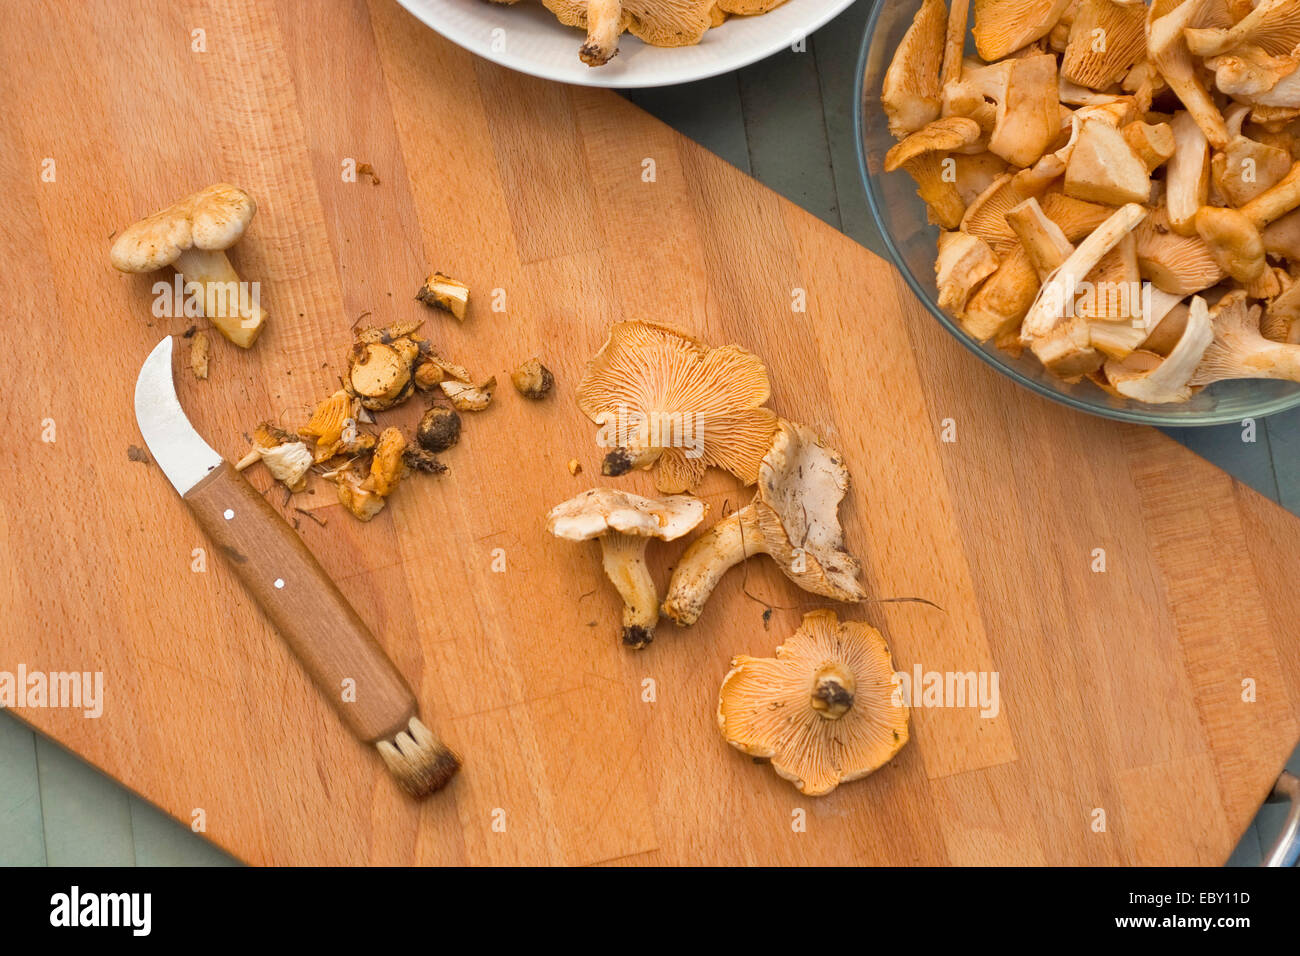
[988,54,1061,167]
[941,0,971,87]
[577,321,777,494]
[301,389,365,462]
[1104,294,1215,402]
[360,427,409,498]
[1146,0,1229,149]
[661,421,865,627]
[717,610,910,797]
[972,0,1072,61]
[347,340,416,411]
[235,424,312,493]
[1184,0,1300,59]
[1211,107,1293,207]
[884,117,984,230]
[416,405,461,452]
[881,0,948,137]
[1121,121,1176,172]
[1021,202,1147,344]
[1165,110,1211,235]
[110,183,268,348]
[190,331,210,380]
[1006,197,1074,278]
[959,247,1043,340]
[547,488,707,648]
[1195,206,1267,283]
[511,358,555,399]
[1190,290,1300,385]
[1063,118,1151,205]
[1240,161,1300,228]
[1060,0,1147,90]
[416,272,470,320]
[1263,209,1300,263]
[440,377,496,411]
[935,230,1000,313]
[1135,208,1225,295]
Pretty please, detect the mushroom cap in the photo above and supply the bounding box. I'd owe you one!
[542,0,713,50]
[717,609,909,796]
[547,487,707,542]
[972,0,1072,62]
[577,321,777,493]
[751,420,866,602]
[110,183,256,273]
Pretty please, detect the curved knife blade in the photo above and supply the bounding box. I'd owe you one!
[133,336,222,496]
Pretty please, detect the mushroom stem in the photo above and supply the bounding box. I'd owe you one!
[662,505,765,626]
[810,663,856,720]
[601,444,662,477]
[174,247,267,348]
[579,0,623,66]
[598,531,658,648]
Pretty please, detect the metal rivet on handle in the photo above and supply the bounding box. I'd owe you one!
[223,509,234,520]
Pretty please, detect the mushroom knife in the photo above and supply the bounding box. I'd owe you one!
[133,336,459,797]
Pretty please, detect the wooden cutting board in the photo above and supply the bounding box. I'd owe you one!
[3,0,1298,866]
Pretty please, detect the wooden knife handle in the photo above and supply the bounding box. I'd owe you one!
[184,461,416,743]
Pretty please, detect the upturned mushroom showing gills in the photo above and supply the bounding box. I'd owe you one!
[718,610,910,796]
[548,488,707,648]
[662,420,866,627]
[577,321,777,494]
[111,183,267,348]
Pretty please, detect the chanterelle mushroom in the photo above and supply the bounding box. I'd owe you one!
[547,488,707,649]
[577,321,777,494]
[717,609,910,796]
[540,0,714,67]
[661,420,866,627]
[881,0,948,137]
[1190,290,1300,386]
[111,183,267,348]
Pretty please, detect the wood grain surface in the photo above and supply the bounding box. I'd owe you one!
[2,0,1298,865]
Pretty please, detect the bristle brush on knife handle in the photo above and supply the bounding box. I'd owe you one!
[184,461,459,797]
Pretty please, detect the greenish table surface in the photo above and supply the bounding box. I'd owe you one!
[2,1,1296,867]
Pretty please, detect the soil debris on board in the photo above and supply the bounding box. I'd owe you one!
[127,445,151,465]
[357,162,380,185]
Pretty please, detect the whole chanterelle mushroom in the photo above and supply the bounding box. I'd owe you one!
[717,609,910,796]
[547,488,707,648]
[662,420,866,627]
[111,183,267,348]
[577,321,777,494]
[537,0,714,66]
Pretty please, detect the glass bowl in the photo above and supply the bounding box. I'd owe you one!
[853,0,1300,426]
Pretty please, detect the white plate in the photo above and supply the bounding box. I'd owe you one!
[395,0,859,88]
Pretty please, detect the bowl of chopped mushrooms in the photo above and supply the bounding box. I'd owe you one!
[857,0,1300,425]
[395,0,857,88]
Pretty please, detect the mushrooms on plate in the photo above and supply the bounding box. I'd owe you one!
[662,419,866,627]
[547,488,707,648]
[576,321,777,494]
[111,183,268,348]
[881,0,1300,403]
[717,609,910,796]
